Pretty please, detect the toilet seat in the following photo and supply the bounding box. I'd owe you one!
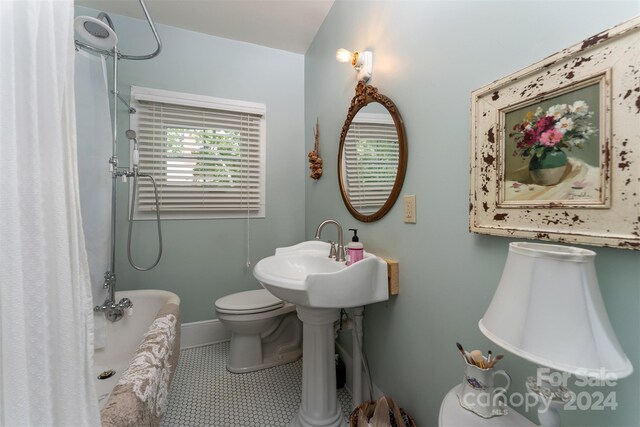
[215,289,284,314]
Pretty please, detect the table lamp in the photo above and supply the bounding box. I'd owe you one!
[479,242,633,427]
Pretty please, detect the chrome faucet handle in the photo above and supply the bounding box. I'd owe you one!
[94,299,113,312]
[117,298,133,309]
[328,241,337,259]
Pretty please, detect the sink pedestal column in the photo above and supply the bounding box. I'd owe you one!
[293,306,346,427]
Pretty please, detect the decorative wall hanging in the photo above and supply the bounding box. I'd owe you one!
[308,118,323,180]
[470,16,640,250]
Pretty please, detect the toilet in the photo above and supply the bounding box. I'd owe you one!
[214,289,302,373]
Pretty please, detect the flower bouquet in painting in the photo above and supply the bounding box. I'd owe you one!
[509,100,596,186]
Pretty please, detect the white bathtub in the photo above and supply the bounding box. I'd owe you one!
[93,289,181,408]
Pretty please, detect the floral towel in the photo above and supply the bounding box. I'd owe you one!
[101,303,181,427]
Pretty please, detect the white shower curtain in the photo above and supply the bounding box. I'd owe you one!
[75,50,113,350]
[0,1,101,425]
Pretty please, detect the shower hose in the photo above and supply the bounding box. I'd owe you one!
[127,173,163,271]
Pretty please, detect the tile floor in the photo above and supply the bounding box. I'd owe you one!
[161,341,353,426]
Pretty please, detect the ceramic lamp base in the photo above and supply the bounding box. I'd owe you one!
[526,373,572,427]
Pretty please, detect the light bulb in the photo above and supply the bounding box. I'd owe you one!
[335,48,352,63]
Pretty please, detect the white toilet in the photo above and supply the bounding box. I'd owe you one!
[214,289,302,373]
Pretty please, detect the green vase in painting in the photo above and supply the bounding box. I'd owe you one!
[528,147,568,186]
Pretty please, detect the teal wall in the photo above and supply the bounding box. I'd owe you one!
[305,1,640,426]
[75,6,306,324]
[75,2,640,425]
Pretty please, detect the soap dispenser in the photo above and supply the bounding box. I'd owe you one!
[346,229,364,266]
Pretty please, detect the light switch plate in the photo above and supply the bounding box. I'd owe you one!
[403,195,416,223]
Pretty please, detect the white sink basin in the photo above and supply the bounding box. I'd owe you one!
[253,240,388,308]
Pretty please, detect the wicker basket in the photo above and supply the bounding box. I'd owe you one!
[349,396,417,427]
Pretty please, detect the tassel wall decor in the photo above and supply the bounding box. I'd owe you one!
[308,118,323,180]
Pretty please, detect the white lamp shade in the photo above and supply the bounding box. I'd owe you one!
[479,242,633,380]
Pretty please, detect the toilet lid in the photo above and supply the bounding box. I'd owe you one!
[215,289,284,314]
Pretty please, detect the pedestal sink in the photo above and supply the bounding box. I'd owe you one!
[253,240,389,427]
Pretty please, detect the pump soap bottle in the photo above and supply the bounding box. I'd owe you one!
[346,229,364,266]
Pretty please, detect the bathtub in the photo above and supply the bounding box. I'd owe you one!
[94,289,181,426]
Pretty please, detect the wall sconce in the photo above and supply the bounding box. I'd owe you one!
[336,48,373,82]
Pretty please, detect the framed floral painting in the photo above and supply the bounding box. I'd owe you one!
[470,16,640,250]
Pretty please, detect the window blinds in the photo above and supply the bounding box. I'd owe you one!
[131,89,265,219]
[344,121,399,213]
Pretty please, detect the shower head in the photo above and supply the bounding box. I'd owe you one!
[127,130,140,170]
[74,16,118,51]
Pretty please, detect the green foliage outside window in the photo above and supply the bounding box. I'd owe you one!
[164,127,244,186]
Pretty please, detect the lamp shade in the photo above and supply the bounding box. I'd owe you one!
[479,242,633,380]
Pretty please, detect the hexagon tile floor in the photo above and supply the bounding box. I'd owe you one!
[160,341,353,426]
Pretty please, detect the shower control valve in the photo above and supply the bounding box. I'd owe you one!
[115,169,138,180]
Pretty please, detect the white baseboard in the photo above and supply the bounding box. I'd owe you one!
[335,341,383,404]
[181,318,231,349]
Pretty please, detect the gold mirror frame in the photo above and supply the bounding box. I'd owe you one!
[338,81,408,222]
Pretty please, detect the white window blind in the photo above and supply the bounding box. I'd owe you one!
[130,87,265,219]
[344,115,399,214]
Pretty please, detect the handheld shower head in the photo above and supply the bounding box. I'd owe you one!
[125,129,137,141]
[126,129,140,170]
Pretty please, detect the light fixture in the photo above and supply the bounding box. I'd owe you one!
[479,242,633,427]
[336,48,373,82]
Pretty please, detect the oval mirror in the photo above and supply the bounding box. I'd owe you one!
[338,82,407,222]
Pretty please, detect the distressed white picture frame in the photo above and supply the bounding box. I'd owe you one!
[470,17,640,250]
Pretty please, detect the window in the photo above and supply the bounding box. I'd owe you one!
[129,86,266,219]
[343,113,399,214]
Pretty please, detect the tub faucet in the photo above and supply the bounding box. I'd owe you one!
[314,219,346,262]
[95,297,133,323]
[95,271,133,322]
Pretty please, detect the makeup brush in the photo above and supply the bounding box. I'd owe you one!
[470,350,486,368]
[487,354,504,368]
[456,342,471,364]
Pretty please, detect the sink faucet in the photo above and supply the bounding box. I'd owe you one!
[314,219,346,262]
